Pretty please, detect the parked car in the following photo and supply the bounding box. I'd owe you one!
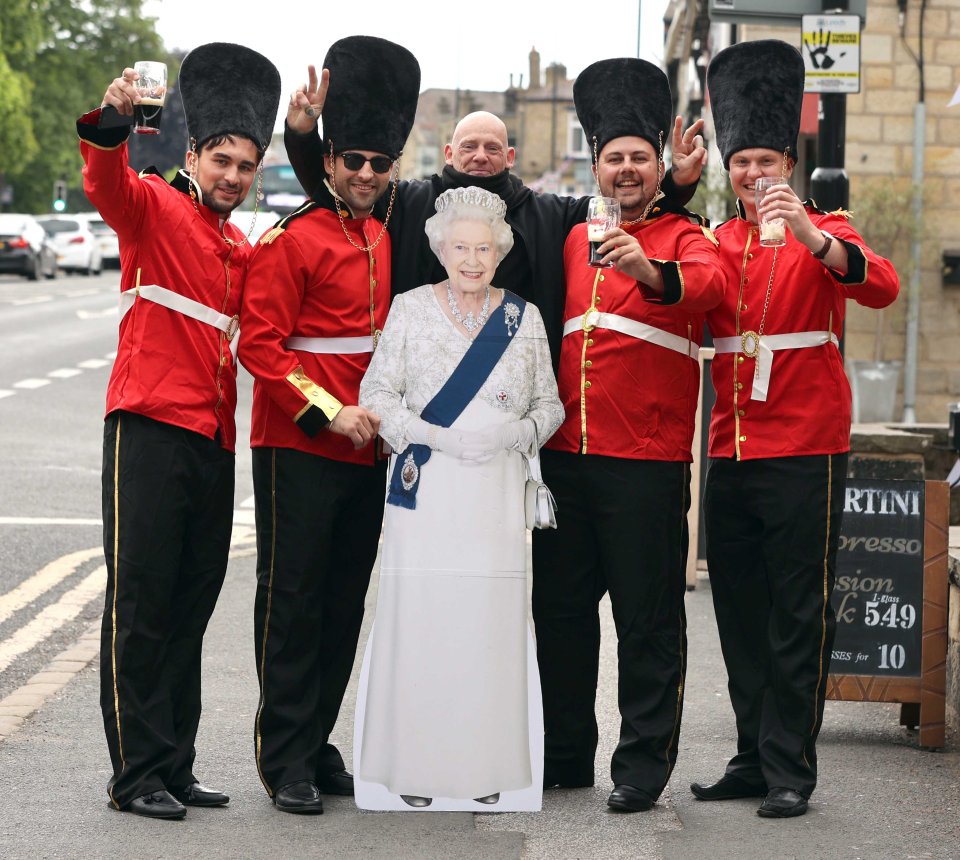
[229,210,281,246]
[37,215,103,275]
[80,214,120,269]
[0,213,58,280]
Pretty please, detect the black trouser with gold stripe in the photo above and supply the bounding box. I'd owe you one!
[252,447,386,796]
[532,451,689,798]
[100,410,234,809]
[703,453,847,799]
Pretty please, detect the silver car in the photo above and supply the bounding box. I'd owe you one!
[81,214,120,270]
[38,215,103,275]
[0,213,58,280]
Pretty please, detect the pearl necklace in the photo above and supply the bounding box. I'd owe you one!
[446,282,490,332]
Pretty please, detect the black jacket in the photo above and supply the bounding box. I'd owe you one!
[284,125,694,367]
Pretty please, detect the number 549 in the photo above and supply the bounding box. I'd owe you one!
[864,601,916,629]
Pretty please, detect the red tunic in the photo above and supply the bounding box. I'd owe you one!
[707,204,900,460]
[239,200,391,465]
[547,210,724,461]
[78,109,250,452]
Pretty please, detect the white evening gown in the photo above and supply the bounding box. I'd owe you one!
[356,285,563,804]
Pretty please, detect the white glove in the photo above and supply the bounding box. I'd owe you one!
[462,419,537,464]
[406,416,484,461]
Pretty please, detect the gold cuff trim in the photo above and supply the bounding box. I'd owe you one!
[286,366,343,421]
[81,138,125,152]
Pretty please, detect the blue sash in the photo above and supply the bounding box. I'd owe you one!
[387,291,526,509]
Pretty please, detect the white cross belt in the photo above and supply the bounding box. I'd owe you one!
[713,330,839,402]
[285,335,374,354]
[562,310,699,360]
[119,284,240,359]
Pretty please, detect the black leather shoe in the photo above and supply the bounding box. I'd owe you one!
[274,780,324,814]
[172,782,229,807]
[317,769,354,796]
[757,787,808,818]
[691,774,767,801]
[125,790,186,820]
[606,784,654,812]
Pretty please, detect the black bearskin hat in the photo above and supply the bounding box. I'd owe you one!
[707,39,805,168]
[321,36,420,160]
[573,58,673,158]
[179,43,281,152]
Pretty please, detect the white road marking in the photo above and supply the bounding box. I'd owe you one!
[0,618,99,741]
[231,523,257,545]
[48,368,83,379]
[0,547,102,625]
[0,524,258,736]
[0,517,102,525]
[105,351,117,360]
[0,565,106,673]
[13,378,51,390]
[77,358,109,369]
[76,308,117,320]
[0,512,251,527]
[10,296,53,306]
[240,494,256,508]
[43,465,100,476]
[0,390,14,400]
[64,289,99,297]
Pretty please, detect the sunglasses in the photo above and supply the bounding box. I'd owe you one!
[340,152,393,174]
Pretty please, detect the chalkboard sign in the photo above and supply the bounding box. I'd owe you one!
[830,478,925,677]
[826,479,948,748]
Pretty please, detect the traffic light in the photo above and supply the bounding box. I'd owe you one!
[53,180,68,212]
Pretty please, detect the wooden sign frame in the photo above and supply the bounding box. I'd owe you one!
[826,480,950,748]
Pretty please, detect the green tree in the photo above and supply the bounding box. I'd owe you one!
[0,6,44,208]
[3,0,170,214]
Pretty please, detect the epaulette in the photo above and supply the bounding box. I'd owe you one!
[681,208,708,227]
[803,198,853,220]
[138,166,162,178]
[679,207,719,246]
[259,200,321,245]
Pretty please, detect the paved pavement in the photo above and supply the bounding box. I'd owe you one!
[3,271,958,858]
[1,543,957,859]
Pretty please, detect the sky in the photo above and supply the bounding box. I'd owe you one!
[143,0,671,130]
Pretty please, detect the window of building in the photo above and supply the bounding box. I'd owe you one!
[568,114,589,160]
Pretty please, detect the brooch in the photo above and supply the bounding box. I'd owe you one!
[504,302,520,336]
[400,452,419,491]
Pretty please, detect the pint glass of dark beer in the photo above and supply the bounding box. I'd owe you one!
[133,61,167,135]
[587,197,621,267]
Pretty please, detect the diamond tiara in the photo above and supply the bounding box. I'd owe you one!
[434,186,507,218]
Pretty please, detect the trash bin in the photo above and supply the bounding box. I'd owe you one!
[847,359,903,423]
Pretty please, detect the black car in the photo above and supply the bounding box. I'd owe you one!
[0,213,58,280]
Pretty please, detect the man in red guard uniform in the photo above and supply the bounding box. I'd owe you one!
[238,36,420,815]
[79,44,281,820]
[690,40,899,818]
[534,59,724,812]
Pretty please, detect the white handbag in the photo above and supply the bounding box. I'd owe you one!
[524,454,557,530]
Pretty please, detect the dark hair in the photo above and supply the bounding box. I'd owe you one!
[197,133,266,164]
